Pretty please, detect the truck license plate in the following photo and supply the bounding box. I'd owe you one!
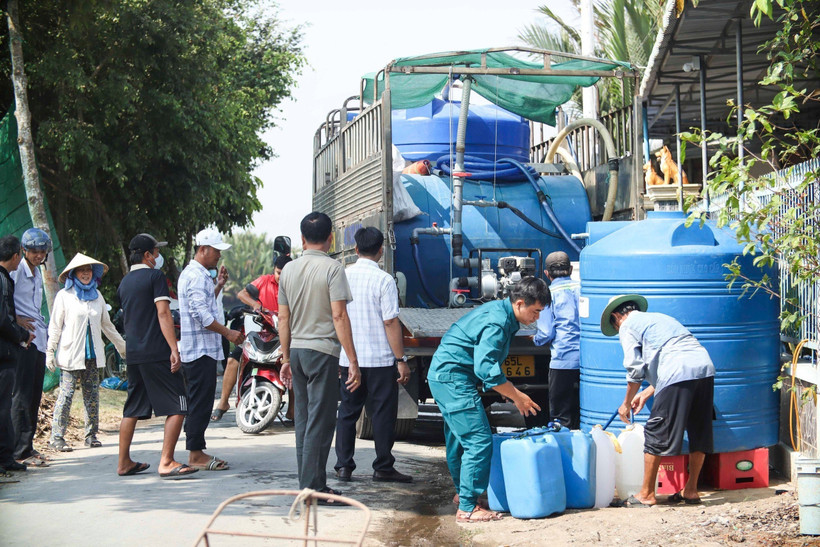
[503,355,535,378]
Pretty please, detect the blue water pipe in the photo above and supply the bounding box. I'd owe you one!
[497,157,582,255]
[436,154,538,183]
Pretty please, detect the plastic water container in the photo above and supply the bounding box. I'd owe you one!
[615,424,645,499]
[487,431,520,512]
[500,434,566,518]
[590,426,617,508]
[548,429,597,509]
[797,458,820,535]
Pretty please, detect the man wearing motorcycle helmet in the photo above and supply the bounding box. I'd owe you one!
[10,228,52,467]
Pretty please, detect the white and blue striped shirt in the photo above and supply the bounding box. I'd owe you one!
[11,260,46,353]
[339,258,399,368]
[178,260,223,363]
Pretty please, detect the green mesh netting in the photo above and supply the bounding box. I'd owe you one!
[1,109,67,391]
[362,50,631,126]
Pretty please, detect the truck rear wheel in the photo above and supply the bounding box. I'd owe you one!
[355,410,416,440]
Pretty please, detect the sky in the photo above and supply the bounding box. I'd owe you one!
[246,1,575,245]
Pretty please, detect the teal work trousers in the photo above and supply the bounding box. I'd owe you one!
[428,379,492,513]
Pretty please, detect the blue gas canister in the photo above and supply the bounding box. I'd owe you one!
[500,432,566,518]
[488,431,520,512]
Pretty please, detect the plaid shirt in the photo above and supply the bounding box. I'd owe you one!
[340,258,400,368]
[178,260,223,363]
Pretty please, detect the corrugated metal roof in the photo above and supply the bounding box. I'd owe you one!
[638,0,811,140]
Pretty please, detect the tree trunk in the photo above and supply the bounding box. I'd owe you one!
[7,0,60,310]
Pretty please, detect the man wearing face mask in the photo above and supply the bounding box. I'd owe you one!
[115,234,197,478]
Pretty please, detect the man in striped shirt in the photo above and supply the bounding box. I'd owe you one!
[334,227,412,484]
[178,228,244,471]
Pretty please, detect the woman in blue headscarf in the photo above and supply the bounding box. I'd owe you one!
[46,253,126,452]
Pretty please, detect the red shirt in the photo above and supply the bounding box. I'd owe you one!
[251,274,279,313]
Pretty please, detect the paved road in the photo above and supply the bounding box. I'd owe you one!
[0,397,466,546]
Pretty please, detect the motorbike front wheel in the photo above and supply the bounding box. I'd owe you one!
[236,380,282,434]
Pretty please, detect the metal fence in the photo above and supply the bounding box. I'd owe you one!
[704,158,820,348]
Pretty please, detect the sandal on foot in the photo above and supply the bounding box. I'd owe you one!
[668,491,702,505]
[20,456,49,468]
[160,464,198,480]
[617,495,653,508]
[210,407,228,421]
[85,436,102,448]
[118,462,150,476]
[453,495,491,511]
[456,507,503,523]
[315,487,347,506]
[49,439,73,452]
[190,456,229,471]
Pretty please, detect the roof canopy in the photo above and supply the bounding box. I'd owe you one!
[363,48,632,126]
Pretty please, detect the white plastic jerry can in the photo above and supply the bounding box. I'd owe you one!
[615,424,645,499]
[591,425,619,508]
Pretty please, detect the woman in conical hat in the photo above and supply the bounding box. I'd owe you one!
[45,253,125,452]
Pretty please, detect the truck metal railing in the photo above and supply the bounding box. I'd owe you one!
[701,158,819,349]
[530,104,635,172]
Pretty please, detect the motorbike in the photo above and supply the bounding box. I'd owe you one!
[234,301,286,434]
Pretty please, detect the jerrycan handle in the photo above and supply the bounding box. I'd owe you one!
[513,421,562,440]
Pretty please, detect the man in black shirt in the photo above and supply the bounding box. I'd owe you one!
[0,235,33,475]
[116,234,197,479]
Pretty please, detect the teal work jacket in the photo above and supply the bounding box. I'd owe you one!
[429,299,520,391]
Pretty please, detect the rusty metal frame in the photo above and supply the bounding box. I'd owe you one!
[192,489,372,547]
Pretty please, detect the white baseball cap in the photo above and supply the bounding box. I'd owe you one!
[195,228,232,251]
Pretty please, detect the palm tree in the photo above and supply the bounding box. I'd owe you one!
[519,0,664,112]
[221,231,274,300]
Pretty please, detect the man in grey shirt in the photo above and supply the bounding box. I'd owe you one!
[602,294,715,508]
[279,212,360,500]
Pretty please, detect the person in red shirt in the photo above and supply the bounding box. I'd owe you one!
[211,255,291,421]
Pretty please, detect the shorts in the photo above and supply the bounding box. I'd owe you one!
[229,346,242,361]
[123,360,188,419]
[643,376,714,457]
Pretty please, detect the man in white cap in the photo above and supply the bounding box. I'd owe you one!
[178,228,244,471]
[601,294,715,507]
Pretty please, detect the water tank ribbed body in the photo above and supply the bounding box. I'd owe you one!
[392,99,530,163]
[579,212,780,453]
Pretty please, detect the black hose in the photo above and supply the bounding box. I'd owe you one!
[497,201,563,239]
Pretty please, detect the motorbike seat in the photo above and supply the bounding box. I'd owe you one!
[248,332,279,353]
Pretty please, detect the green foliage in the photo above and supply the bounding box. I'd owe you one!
[519,0,663,112]
[1,0,304,288]
[683,0,819,336]
[220,231,274,300]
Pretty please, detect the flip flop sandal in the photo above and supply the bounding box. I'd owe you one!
[210,408,228,421]
[160,464,199,480]
[618,495,652,508]
[456,507,503,523]
[20,456,49,468]
[190,456,230,471]
[315,487,347,506]
[118,462,150,476]
[668,491,702,505]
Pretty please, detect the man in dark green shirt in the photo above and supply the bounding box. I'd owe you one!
[429,276,549,523]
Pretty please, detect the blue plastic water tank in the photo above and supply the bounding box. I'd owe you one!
[392,99,530,163]
[578,211,780,453]
[488,431,520,512]
[501,434,566,518]
[394,174,592,307]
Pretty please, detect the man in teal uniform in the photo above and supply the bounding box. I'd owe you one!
[429,276,549,524]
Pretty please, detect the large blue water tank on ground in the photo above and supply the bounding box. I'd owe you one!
[578,211,780,453]
[394,174,592,307]
[392,99,530,163]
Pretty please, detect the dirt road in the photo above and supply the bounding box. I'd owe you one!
[0,392,813,546]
